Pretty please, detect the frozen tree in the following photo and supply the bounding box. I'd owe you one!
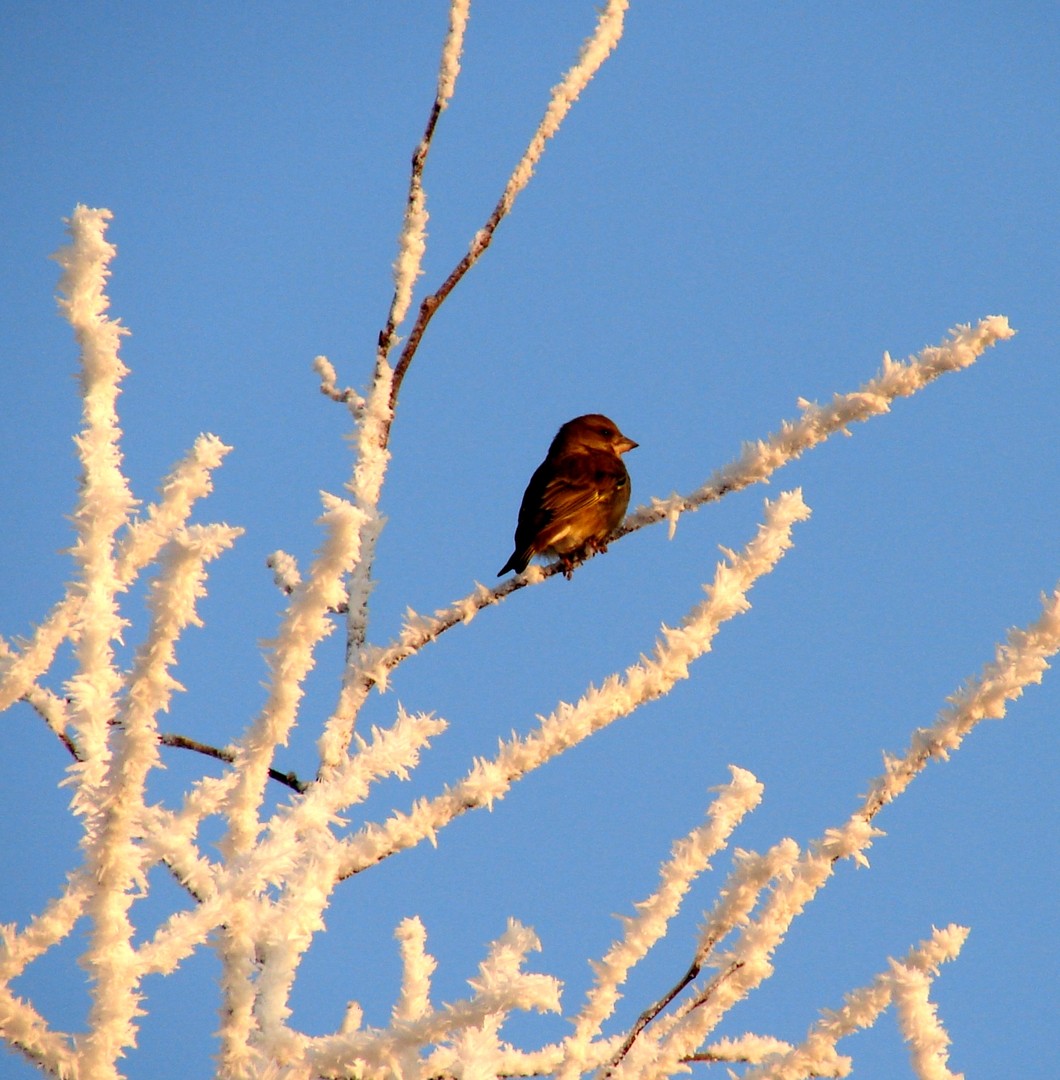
[1,5,1055,1079]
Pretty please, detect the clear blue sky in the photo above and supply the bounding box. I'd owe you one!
[2,4,1057,1077]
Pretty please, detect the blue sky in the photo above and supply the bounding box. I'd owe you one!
[1,3,1057,1077]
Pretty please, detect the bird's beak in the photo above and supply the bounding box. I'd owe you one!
[617,436,638,454]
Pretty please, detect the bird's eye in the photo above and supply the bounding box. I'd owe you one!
[599,427,614,438]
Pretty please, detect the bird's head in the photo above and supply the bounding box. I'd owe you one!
[550,414,638,457]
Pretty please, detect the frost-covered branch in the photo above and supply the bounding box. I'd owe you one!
[79,526,239,1074]
[338,491,810,879]
[0,206,250,1080]
[322,317,1017,721]
[133,709,445,989]
[215,495,366,1073]
[236,711,448,1050]
[603,585,1060,1076]
[741,924,968,1080]
[221,494,368,854]
[0,982,76,1079]
[331,0,471,685]
[0,875,91,985]
[49,205,137,1080]
[0,433,232,727]
[4,207,247,1079]
[0,606,79,717]
[889,932,967,1080]
[121,433,234,572]
[558,767,764,1080]
[601,840,801,1077]
[323,0,629,767]
[55,205,136,813]
[627,316,1014,539]
[688,1034,839,1074]
[860,585,1060,818]
[302,919,561,1079]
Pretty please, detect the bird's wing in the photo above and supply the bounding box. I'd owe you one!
[536,450,625,522]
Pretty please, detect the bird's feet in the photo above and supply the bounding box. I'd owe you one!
[558,538,613,579]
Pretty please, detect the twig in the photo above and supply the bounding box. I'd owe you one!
[608,958,700,1072]
[332,3,471,674]
[21,691,307,795]
[24,689,80,762]
[387,0,628,416]
[158,734,308,794]
[370,0,471,420]
[386,212,489,413]
[378,93,447,373]
[601,960,743,1078]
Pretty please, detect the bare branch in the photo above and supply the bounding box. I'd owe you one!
[159,733,308,794]
[601,957,704,1077]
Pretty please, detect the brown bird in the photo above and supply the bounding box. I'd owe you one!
[498,414,637,577]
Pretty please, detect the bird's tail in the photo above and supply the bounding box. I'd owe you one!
[497,550,530,576]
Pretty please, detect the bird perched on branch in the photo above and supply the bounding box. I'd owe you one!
[497,413,637,578]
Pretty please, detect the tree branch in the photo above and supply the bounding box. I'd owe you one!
[601,960,744,1078]
[354,316,1017,700]
[385,0,628,420]
[158,734,308,794]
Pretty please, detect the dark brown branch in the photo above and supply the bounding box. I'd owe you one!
[33,698,309,795]
[159,733,308,794]
[25,692,81,761]
[49,717,80,762]
[386,201,497,413]
[601,959,744,1078]
[611,958,701,1069]
[26,704,223,899]
[375,93,445,379]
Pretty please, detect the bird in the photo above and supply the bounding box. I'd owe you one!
[497,413,637,578]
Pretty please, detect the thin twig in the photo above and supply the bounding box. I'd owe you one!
[608,958,700,1071]
[159,733,308,794]
[55,726,80,761]
[334,10,467,671]
[377,95,446,372]
[24,690,308,794]
[32,704,81,762]
[386,0,629,420]
[601,960,744,1078]
[387,204,492,413]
